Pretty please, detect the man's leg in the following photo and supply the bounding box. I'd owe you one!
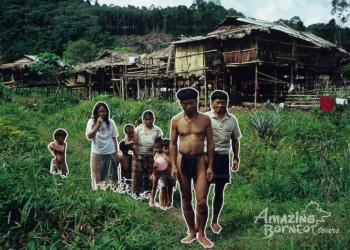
[211,183,226,233]
[193,155,213,248]
[177,154,196,243]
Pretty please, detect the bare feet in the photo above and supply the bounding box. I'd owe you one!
[197,234,213,248]
[149,199,154,207]
[181,232,197,244]
[187,222,199,233]
[160,203,166,210]
[211,222,222,234]
[167,202,173,208]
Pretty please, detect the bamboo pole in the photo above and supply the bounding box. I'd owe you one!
[137,79,140,99]
[121,78,124,101]
[102,71,105,94]
[151,77,155,98]
[230,74,233,103]
[223,66,226,92]
[174,75,177,97]
[112,67,116,97]
[255,64,257,108]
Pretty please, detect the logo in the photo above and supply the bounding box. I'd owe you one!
[254,201,340,239]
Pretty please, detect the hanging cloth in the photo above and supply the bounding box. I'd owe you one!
[320,95,334,112]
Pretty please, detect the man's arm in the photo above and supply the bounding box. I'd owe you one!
[231,139,240,159]
[112,137,119,154]
[50,143,66,154]
[205,116,215,181]
[170,117,179,180]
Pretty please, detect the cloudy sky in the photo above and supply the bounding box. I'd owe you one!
[97,0,344,27]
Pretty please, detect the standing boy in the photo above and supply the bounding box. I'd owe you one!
[48,129,69,178]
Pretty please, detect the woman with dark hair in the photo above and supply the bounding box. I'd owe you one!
[86,102,119,191]
[131,110,163,198]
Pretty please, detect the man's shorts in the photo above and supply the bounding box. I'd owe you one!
[210,153,230,184]
[161,172,176,189]
[50,161,69,178]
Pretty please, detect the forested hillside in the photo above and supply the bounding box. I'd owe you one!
[1,0,350,61]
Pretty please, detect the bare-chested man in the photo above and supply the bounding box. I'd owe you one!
[170,87,215,248]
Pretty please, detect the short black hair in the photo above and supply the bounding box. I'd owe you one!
[124,124,135,133]
[154,137,163,145]
[161,138,170,147]
[176,87,198,103]
[119,140,128,150]
[143,110,154,120]
[210,90,229,102]
[54,129,67,139]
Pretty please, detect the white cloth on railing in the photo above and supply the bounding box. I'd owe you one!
[335,98,346,105]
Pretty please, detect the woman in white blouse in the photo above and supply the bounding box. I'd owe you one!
[86,102,119,191]
[131,110,163,198]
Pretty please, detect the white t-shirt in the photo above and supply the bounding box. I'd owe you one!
[86,119,118,154]
[135,124,163,155]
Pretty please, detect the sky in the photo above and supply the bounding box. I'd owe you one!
[97,0,344,27]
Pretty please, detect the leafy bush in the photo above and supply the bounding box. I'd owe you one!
[248,111,279,139]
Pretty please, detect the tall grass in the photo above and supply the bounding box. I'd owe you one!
[1,89,350,249]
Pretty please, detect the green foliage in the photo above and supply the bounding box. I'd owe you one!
[63,40,99,64]
[248,110,279,139]
[276,16,307,31]
[114,47,133,52]
[28,52,75,77]
[1,91,350,249]
[341,63,350,77]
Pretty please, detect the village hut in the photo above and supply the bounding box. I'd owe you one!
[172,16,350,107]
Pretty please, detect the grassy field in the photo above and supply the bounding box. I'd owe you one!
[0,89,349,249]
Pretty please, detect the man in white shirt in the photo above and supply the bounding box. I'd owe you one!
[204,90,242,234]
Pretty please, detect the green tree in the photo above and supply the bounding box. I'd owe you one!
[63,40,98,64]
[331,0,350,48]
[277,16,306,31]
[28,52,75,96]
[114,47,133,52]
[227,8,245,17]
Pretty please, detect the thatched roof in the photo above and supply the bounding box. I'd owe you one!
[147,44,174,59]
[0,55,37,71]
[75,50,165,73]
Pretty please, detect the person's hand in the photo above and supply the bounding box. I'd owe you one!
[232,160,239,172]
[48,143,54,150]
[171,167,179,181]
[96,117,104,127]
[153,162,159,169]
[115,153,119,161]
[207,167,214,182]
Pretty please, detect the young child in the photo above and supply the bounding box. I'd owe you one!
[48,129,69,178]
[117,140,132,192]
[154,139,176,209]
[150,137,164,206]
[124,124,143,161]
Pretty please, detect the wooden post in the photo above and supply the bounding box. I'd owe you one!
[174,75,177,98]
[157,79,160,98]
[306,69,308,92]
[102,71,105,94]
[151,78,155,98]
[230,74,233,103]
[21,74,24,99]
[255,64,257,108]
[125,64,128,100]
[112,67,116,97]
[274,66,277,103]
[89,73,92,101]
[223,66,226,92]
[121,78,124,101]
[137,79,140,100]
[215,72,218,90]
[144,79,147,99]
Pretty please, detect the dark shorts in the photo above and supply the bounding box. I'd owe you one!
[161,172,176,189]
[179,150,204,178]
[210,153,230,184]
